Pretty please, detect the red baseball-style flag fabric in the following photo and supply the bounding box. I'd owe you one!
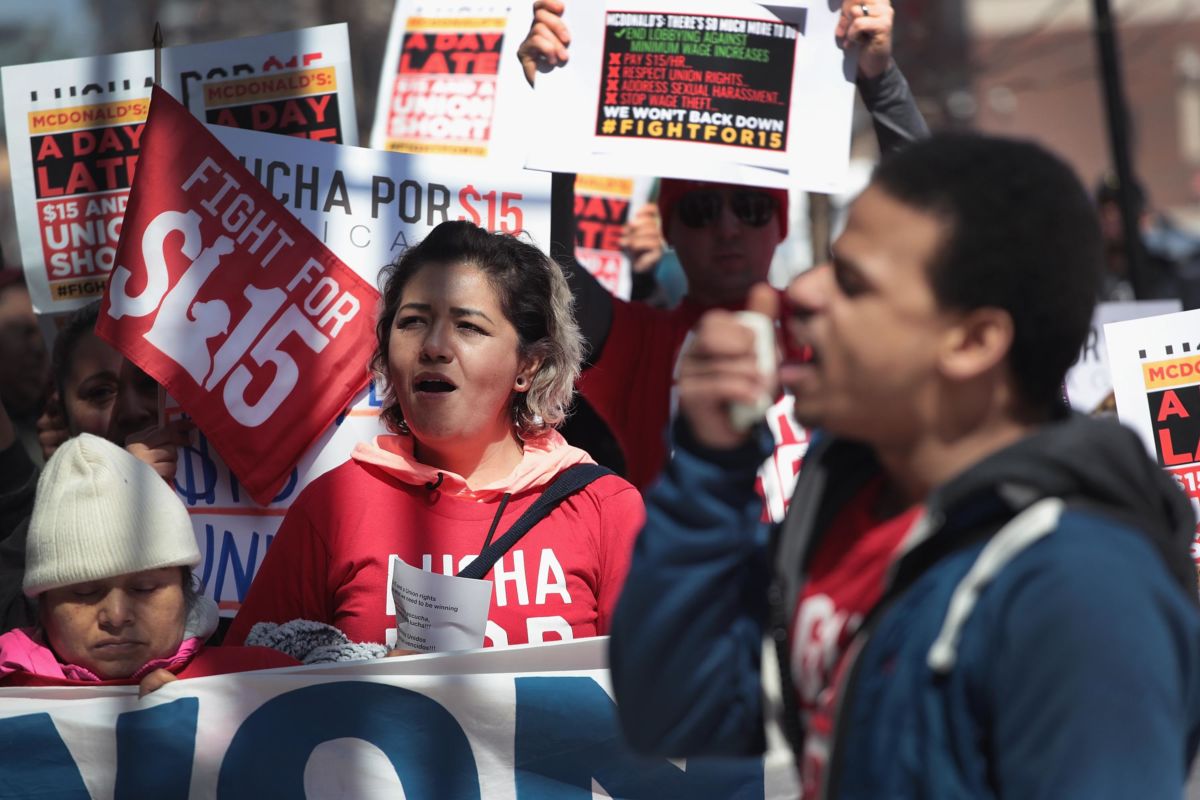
[97,86,377,504]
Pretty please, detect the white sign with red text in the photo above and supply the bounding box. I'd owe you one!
[213,123,550,284]
[1105,308,1200,568]
[3,24,357,314]
[172,24,357,147]
[370,0,532,162]
[1065,300,1180,414]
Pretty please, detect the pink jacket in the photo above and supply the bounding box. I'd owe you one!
[0,597,300,687]
[0,627,204,683]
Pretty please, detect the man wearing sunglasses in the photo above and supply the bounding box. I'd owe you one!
[522,1,928,511]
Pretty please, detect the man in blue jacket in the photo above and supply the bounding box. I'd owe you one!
[609,132,1200,799]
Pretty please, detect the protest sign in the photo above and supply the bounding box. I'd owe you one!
[390,556,493,652]
[526,1,855,191]
[95,87,377,505]
[1105,308,1200,566]
[573,173,654,300]
[217,124,550,277]
[173,24,357,146]
[1065,300,1180,414]
[3,49,151,313]
[3,24,357,314]
[370,0,531,160]
[177,122,551,613]
[0,638,800,799]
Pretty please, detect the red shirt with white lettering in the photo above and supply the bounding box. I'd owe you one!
[790,477,922,798]
[224,451,644,649]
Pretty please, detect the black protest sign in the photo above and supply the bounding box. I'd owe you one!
[595,12,799,152]
[32,122,143,198]
[207,93,342,143]
[1149,387,1200,468]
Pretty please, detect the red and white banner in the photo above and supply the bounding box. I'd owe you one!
[96,87,377,504]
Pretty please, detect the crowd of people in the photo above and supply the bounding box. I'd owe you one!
[1,0,1199,797]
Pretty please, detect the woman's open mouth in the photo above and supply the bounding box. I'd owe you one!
[414,374,458,394]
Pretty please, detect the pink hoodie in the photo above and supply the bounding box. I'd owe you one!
[224,429,642,648]
[0,627,204,683]
[350,429,595,501]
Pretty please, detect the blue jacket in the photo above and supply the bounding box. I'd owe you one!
[610,415,1200,798]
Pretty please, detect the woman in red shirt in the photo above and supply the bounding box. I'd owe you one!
[227,221,644,650]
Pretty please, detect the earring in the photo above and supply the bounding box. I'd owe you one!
[516,376,526,388]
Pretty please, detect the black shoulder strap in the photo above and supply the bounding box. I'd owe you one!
[456,463,613,581]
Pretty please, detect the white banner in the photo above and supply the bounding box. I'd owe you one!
[3,24,358,315]
[370,0,534,163]
[177,125,552,613]
[1105,309,1200,565]
[526,1,854,191]
[0,638,799,799]
[1065,300,1180,414]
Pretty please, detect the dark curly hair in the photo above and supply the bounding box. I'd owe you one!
[872,133,1102,413]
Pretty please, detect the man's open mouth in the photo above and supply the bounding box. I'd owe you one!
[782,334,816,365]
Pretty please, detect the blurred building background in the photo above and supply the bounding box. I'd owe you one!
[861,0,1200,227]
[967,0,1200,228]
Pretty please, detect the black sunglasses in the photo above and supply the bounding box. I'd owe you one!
[676,189,777,229]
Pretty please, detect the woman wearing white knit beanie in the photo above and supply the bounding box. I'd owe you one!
[0,434,298,693]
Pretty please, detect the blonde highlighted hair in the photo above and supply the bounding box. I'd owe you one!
[371,221,582,440]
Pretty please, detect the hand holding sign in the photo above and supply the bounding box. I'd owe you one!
[835,0,895,79]
[124,418,193,480]
[518,0,571,86]
[620,202,665,275]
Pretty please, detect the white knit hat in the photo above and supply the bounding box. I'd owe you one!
[24,433,200,597]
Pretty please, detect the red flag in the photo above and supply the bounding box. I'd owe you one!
[97,86,377,504]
